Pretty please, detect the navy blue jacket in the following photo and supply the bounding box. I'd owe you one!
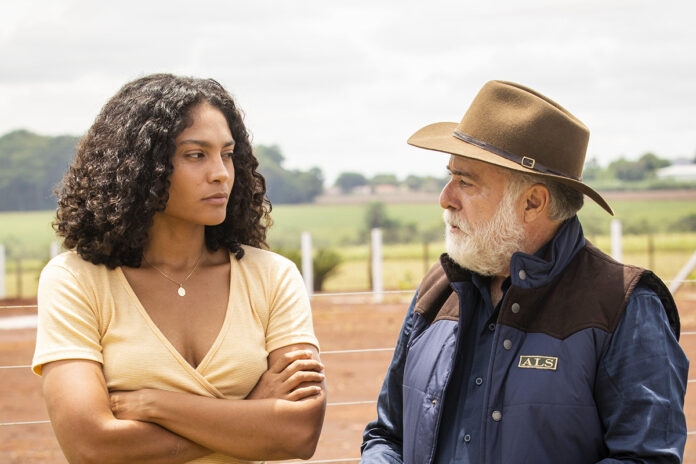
[361,218,688,464]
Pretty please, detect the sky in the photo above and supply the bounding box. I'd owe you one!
[1,0,695,184]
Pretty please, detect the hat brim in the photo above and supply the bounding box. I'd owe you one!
[408,122,614,215]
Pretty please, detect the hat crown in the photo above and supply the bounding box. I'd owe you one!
[406,80,613,214]
[458,80,589,180]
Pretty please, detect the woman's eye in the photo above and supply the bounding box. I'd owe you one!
[223,152,234,159]
[186,152,204,159]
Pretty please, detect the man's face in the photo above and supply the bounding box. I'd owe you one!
[440,155,525,276]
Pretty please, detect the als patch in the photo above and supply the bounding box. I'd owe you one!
[518,355,558,371]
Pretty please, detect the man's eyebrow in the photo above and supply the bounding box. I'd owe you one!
[447,166,479,181]
[178,139,235,148]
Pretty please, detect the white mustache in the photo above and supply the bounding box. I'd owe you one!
[443,210,470,234]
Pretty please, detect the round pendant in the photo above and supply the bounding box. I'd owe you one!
[177,286,186,297]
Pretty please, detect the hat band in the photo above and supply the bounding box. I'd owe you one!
[452,130,580,181]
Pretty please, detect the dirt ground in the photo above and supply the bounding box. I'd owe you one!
[2,289,696,463]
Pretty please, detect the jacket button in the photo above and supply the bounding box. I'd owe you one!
[492,410,502,421]
[464,434,472,443]
[431,399,437,406]
[518,269,527,280]
[488,323,496,332]
[503,339,512,350]
[511,303,520,314]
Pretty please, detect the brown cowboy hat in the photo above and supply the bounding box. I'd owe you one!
[407,80,613,215]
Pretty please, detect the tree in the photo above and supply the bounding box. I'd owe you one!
[273,247,343,292]
[405,175,424,191]
[405,174,448,192]
[370,174,399,186]
[365,202,398,230]
[255,144,324,204]
[673,214,696,232]
[335,172,367,193]
[610,158,646,181]
[609,152,671,182]
[312,249,342,291]
[0,130,80,211]
[639,152,670,172]
[582,157,602,181]
[363,202,418,243]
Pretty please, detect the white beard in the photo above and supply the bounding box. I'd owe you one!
[444,187,525,277]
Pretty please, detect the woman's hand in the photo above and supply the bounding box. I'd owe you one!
[110,389,154,422]
[247,349,324,401]
[42,360,211,463]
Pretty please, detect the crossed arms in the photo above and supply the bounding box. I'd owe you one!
[42,344,325,464]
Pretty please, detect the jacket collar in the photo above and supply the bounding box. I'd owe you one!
[509,216,585,289]
[440,216,586,289]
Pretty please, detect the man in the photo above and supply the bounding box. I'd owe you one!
[360,80,688,464]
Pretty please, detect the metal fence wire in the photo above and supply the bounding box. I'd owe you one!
[1,285,696,462]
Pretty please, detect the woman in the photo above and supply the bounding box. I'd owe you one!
[32,74,326,463]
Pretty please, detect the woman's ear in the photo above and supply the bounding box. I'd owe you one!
[523,183,551,223]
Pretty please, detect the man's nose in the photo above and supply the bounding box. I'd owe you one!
[439,179,458,210]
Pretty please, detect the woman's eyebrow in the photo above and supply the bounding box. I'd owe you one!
[178,139,235,147]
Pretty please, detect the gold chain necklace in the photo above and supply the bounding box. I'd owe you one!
[142,250,204,297]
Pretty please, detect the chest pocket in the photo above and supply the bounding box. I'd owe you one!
[500,328,609,407]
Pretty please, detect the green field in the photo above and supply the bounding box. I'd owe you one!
[1,197,695,297]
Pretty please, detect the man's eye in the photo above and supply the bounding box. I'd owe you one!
[187,152,204,159]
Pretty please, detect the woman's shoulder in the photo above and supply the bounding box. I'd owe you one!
[234,246,301,283]
[237,245,297,269]
[43,250,112,280]
[38,251,115,305]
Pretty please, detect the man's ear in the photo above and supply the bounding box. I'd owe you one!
[523,183,551,223]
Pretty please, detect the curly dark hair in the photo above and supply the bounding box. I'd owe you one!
[55,73,272,268]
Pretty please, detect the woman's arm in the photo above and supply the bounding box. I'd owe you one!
[111,343,327,460]
[42,359,211,464]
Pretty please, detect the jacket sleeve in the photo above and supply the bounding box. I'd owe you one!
[360,292,418,464]
[594,283,689,463]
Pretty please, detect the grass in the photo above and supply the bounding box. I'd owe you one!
[1,197,695,297]
[0,211,56,259]
[267,203,444,248]
[579,199,696,236]
[320,241,696,293]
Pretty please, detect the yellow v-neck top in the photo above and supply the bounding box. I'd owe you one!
[33,246,319,464]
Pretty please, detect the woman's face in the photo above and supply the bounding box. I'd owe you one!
[162,102,236,226]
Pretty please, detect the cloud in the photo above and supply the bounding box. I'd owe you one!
[0,0,694,182]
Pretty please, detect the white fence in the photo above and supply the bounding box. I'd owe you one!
[2,221,696,300]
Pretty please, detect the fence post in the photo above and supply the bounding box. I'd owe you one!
[50,241,60,258]
[301,232,314,296]
[423,240,430,276]
[669,250,696,295]
[0,245,5,299]
[15,258,22,299]
[610,219,622,262]
[371,228,383,303]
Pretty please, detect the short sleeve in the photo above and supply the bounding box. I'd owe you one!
[32,261,103,375]
[264,260,319,354]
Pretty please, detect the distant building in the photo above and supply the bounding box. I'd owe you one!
[656,164,696,182]
[373,184,399,194]
[353,185,373,195]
